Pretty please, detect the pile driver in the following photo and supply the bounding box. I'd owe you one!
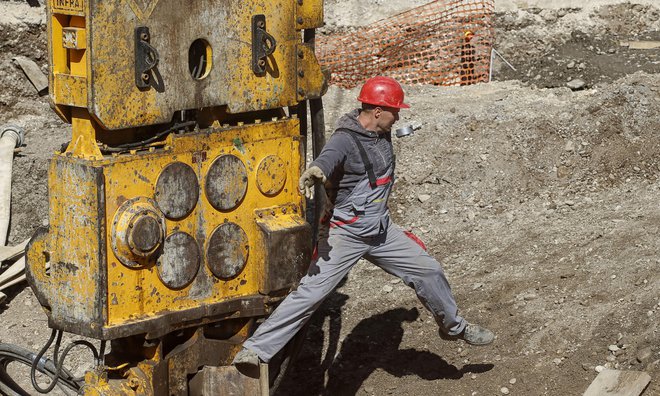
[3,0,328,393]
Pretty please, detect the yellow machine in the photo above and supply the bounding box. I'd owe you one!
[23,0,327,393]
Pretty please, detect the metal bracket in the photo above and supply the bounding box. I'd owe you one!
[251,15,277,75]
[135,26,159,89]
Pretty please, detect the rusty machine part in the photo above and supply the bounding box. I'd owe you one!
[14,0,328,394]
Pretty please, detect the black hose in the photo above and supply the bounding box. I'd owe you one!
[0,341,79,396]
[100,121,197,153]
[28,330,100,394]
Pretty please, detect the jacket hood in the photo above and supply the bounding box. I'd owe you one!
[335,109,377,138]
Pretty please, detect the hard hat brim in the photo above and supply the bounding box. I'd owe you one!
[358,99,411,109]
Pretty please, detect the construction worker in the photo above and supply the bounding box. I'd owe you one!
[233,76,494,371]
[460,30,476,85]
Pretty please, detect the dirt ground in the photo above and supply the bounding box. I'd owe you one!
[0,0,658,395]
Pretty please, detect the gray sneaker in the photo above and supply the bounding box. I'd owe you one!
[441,324,495,346]
[231,347,260,371]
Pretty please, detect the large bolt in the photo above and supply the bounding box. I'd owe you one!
[141,73,150,82]
[128,377,140,389]
[140,32,149,41]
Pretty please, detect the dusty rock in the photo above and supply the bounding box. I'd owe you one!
[567,78,586,90]
[637,346,652,363]
[418,194,431,203]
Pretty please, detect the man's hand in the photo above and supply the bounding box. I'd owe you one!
[298,166,326,199]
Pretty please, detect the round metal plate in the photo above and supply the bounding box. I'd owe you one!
[157,232,200,290]
[155,162,199,220]
[256,155,287,196]
[111,197,164,268]
[205,155,248,211]
[206,222,249,280]
[128,212,163,254]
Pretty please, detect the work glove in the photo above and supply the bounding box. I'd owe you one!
[298,166,326,200]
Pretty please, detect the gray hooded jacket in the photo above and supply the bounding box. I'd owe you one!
[310,109,395,236]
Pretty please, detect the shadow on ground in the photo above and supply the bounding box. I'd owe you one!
[275,291,493,396]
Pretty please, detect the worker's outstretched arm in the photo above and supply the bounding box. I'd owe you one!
[299,132,350,199]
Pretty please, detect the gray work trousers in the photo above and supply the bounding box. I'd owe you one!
[243,221,466,363]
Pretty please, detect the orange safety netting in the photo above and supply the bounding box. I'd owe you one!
[316,0,495,88]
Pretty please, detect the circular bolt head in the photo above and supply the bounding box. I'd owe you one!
[141,73,150,81]
[298,70,305,77]
[297,17,304,24]
[140,32,149,41]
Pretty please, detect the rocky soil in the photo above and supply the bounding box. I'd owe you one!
[0,0,658,395]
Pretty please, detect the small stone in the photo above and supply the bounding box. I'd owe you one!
[637,346,652,363]
[608,345,620,352]
[382,285,393,293]
[566,61,575,69]
[553,358,563,366]
[567,79,586,90]
[500,386,510,395]
[509,378,517,385]
[390,279,401,284]
[606,355,616,362]
[564,140,575,152]
[364,386,374,394]
[418,194,431,203]
[595,365,605,373]
[471,374,477,380]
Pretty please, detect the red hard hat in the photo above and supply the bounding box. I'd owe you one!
[357,76,410,109]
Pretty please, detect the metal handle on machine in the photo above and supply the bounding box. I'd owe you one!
[252,15,277,75]
[135,26,160,89]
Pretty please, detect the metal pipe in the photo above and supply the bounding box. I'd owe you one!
[304,28,327,244]
[0,125,24,246]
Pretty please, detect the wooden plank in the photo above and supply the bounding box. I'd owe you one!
[0,257,26,286]
[620,41,660,50]
[583,369,651,396]
[0,239,29,262]
[12,56,48,95]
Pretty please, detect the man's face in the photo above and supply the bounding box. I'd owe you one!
[375,106,400,133]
